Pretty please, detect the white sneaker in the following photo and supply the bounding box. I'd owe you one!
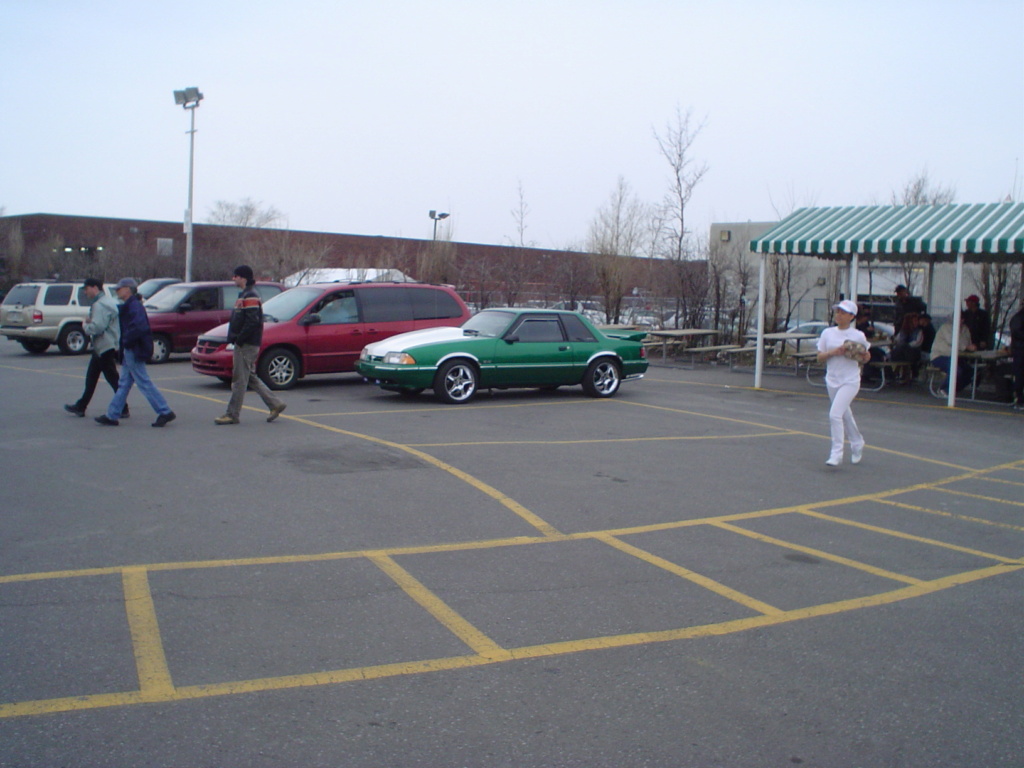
[825,456,842,467]
[851,445,864,464]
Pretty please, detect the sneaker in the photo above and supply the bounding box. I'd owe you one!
[851,445,864,464]
[64,403,86,417]
[267,403,287,422]
[825,456,841,467]
[152,412,176,428]
[95,415,119,426]
[214,415,239,425]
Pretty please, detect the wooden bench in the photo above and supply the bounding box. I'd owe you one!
[675,344,743,367]
[803,357,913,391]
[723,345,762,370]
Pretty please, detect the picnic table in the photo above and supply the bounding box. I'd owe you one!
[745,331,820,355]
[928,349,1012,403]
[646,329,719,362]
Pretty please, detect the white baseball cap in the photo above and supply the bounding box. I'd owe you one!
[832,299,858,315]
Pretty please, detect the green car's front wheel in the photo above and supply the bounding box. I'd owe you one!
[434,360,478,404]
[582,358,621,398]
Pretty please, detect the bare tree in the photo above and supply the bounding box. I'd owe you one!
[890,170,957,292]
[207,198,285,229]
[496,182,536,306]
[586,177,647,323]
[653,106,708,262]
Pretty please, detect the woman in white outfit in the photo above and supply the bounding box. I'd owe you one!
[816,300,872,467]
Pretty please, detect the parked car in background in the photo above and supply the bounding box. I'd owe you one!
[0,281,118,354]
[357,308,649,404]
[145,281,284,363]
[191,282,471,389]
[137,277,182,300]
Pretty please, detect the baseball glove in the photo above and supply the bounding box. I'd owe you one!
[842,340,867,360]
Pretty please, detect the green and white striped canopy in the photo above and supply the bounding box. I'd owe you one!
[750,202,1024,262]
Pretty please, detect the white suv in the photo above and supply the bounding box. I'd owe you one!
[1,281,117,355]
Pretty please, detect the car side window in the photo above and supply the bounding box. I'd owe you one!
[561,314,597,342]
[359,287,413,323]
[188,287,219,311]
[255,285,280,302]
[409,287,463,319]
[316,292,359,324]
[514,317,565,343]
[44,286,73,306]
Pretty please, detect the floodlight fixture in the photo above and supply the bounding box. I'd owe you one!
[173,86,204,280]
[429,210,450,240]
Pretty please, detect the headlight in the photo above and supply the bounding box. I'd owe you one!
[383,351,416,365]
[225,343,235,351]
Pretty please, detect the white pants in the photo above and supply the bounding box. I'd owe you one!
[825,380,864,461]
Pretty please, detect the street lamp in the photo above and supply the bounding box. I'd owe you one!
[429,209,450,240]
[173,87,204,281]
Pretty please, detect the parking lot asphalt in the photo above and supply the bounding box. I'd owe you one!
[1,346,1022,767]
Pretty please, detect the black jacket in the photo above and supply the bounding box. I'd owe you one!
[227,285,264,347]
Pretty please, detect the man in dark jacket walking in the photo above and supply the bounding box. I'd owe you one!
[215,265,286,425]
[96,278,176,427]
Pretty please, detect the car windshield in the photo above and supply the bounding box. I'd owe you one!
[144,284,193,311]
[462,310,516,338]
[261,286,324,322]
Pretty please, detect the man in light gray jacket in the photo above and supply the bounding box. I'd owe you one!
[64,278,128,417]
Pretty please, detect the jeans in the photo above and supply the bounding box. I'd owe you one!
[226,344,283,419]
[931,356,968,392]
[826,381,864,461]
[106,348,172,420]
[75,349,119,409]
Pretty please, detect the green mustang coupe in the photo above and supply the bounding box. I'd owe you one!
[356,308,649,404]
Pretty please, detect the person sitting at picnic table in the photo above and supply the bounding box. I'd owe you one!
[917,312,936,378]
[892,285,926,337]
[962,294,992,350]
[930,314,976,394]
[856,308,887,383]
[888,312,924,384]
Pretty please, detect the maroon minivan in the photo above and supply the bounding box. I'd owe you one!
[190,282,471,389]
[145,281,284,363]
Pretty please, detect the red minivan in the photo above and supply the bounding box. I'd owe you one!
[145,281,284,363]
[190,282,471,389]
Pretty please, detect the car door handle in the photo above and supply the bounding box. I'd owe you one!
[559,346,570,351]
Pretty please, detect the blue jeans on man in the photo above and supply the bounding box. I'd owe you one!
[931,355,969,393]
[106,348,173,421]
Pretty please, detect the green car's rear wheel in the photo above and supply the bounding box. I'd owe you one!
[582,358,621,398]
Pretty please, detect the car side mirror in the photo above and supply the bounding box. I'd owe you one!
[504,334,519,344]
[178,302,193,313]
[300,313,321,326]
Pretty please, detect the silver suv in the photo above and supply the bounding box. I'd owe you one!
[0,281,117,355]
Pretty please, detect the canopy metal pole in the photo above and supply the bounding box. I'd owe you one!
[754,253,767,389]
[947,252,965,408]
[849,253,860,303]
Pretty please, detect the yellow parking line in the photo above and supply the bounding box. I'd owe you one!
[3,562,1018,719]
[121,568,174,696]
[283,414,562,538]
[874,498,1024,533]
[366,553,510,661]
[407,431,798,447]
[593,533,784,616]
[799,509,1019,563]
[709,520,924,585]
[931,486,1024,507]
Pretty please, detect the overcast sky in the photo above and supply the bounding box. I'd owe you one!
[3,0,1023,250]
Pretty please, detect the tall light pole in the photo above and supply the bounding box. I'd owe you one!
[429,209,449,240]
[173,87,204,281]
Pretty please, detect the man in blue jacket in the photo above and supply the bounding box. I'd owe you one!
[95,278,176,427]
[214,265,286,425]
